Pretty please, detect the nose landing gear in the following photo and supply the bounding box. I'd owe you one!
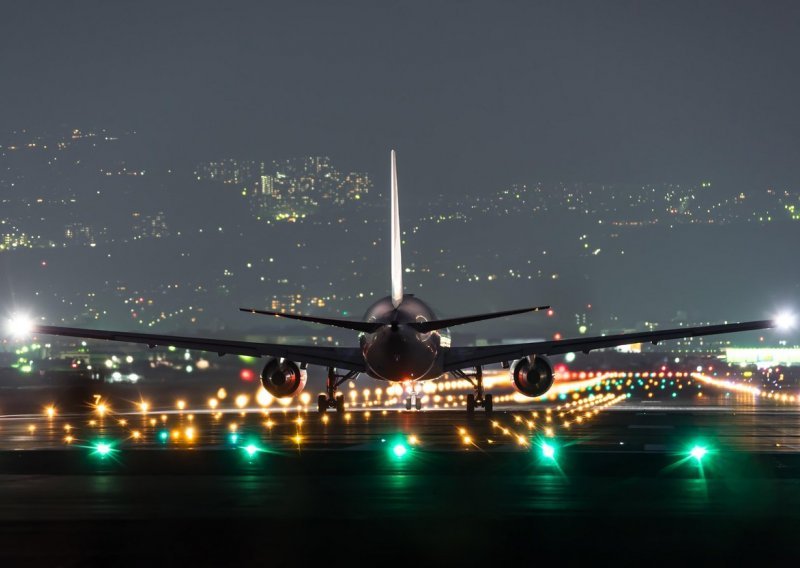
[454,366,493,413]
[318,368,359,413]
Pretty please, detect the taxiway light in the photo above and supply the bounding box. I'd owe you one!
[690,445,707,461]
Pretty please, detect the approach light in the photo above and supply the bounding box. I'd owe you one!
[392,443,408,458]
[775,312,797,331]
[690,445,707,461]
[6,314,33,338]
[541,442,556,459]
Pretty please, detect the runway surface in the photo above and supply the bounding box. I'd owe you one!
[2,371,800,564]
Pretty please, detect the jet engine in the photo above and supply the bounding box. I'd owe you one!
[511,356,555,397]
[260,358,307,398]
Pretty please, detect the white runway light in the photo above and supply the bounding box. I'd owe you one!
[775,312,797,331]
[6,314,34,338]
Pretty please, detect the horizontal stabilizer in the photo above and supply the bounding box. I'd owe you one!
[408,305,550,333]
[240,308,383,333]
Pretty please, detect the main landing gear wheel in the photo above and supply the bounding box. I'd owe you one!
[320,367,359,413]
[459,366,492,413]
[466,394,476,413]
[405,391,423,411]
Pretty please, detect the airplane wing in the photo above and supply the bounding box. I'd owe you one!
[443,319,774,371]
[31,324,366,371]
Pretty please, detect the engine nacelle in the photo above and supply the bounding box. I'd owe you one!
[511,356,555,397]
[260,358,307,399]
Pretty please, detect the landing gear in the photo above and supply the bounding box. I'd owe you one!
[455,366,492,413]
[404,391,423,411]
[319,367,359,413]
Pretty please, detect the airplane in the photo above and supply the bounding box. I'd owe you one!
[8,150,776,413]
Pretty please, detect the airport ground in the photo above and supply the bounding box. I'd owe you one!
[1,370,800,565]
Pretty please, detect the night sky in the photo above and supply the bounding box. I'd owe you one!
[1,1,799,337]
[3,1,799,195]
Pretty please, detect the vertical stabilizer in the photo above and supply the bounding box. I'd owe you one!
[390,150,403,308]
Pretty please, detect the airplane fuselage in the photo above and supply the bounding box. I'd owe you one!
[360,295,446,382]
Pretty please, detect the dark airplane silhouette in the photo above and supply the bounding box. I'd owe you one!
[21,151,775,412]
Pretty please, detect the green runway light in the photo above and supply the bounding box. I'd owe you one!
[159,430,169,443]
[229,433,239,444]
[92,441,114,458]
[245,444,258,457]
[690,445,707,460]
[392,443,408,458]
[541,442,556,459]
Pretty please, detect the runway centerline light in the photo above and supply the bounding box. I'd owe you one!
[690,445,707,461]
[93,441,114,457]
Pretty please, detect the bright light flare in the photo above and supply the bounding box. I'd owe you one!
[775,312,797,331]
[392,443,408,458]
[690,445,707,461]
[5,314,33,338]
[94,442,112,456]
[541,442,556,459]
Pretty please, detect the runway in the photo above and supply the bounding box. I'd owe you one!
[2,371,800,564]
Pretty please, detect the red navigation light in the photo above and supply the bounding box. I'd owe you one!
[547,309,554,317]
[240,368,255,381]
